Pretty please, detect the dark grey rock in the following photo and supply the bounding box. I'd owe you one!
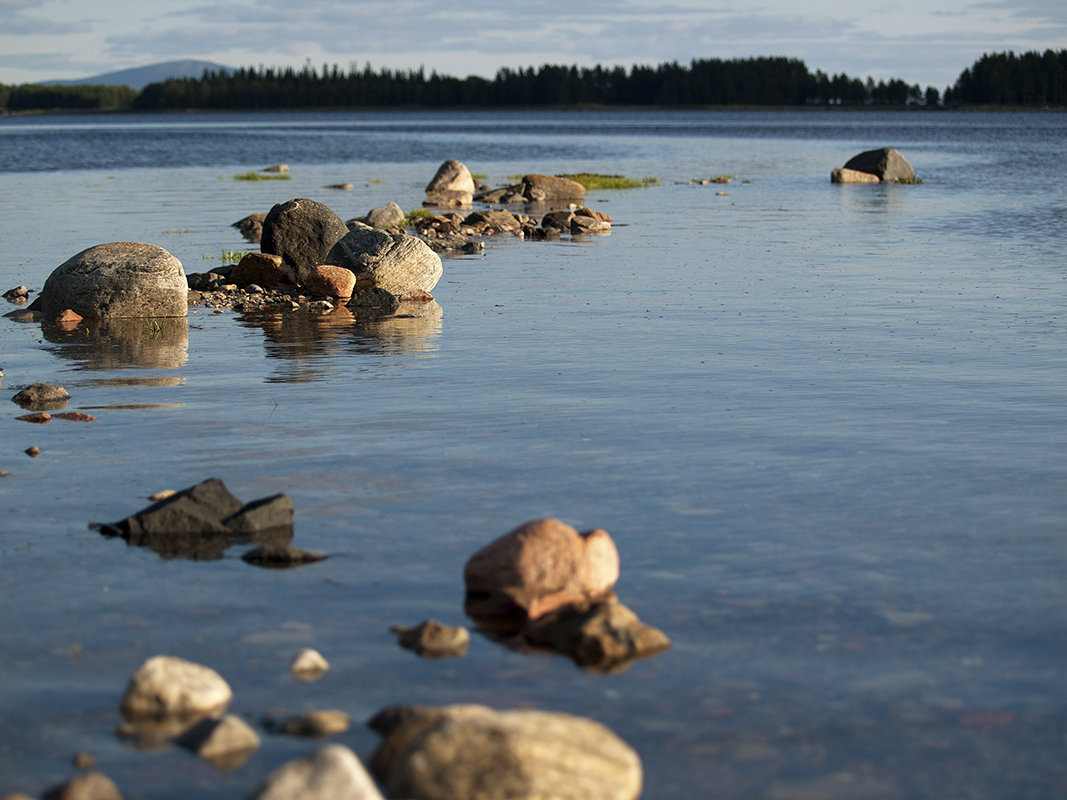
[392,620,470,658]
[842,147,915,182]
[232,213,267,244]
[261,199,349,286]
[241,544,326,568]
[348,287,400,313]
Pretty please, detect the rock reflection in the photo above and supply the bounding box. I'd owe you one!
[239,300,442,383]
[42,317,188,370]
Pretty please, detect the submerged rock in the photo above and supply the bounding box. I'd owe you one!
[368,704,642,800]
[267,709,351,737]
[33,242,187,321]
[241,543,327,568]
[392,620,470,658]
[251,744,385,800]
[120,655,232,721]
[464,518,620,629]
[522,599,671,672]
[11,382,70,411]
[95,478,294,561]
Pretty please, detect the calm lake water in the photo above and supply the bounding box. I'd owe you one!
[1,110,1065,799]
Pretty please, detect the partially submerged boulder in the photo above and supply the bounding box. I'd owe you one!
[34,242,187,320]
[368,704,642,800]
[261,199,349,286]
[426,159,476,196]
[521,173,586,204]
[392,620,470,658]
[326,228,442,298]
[832,147,915,183]
[464,518,620,629]
[95,478,294,560]
[120,655,232,720]
[251,744,385,800]
[177,714,261,769]
[232,212,267,244]
[11,382,70,411]
[365,202,407,230]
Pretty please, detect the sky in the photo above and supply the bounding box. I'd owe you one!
[1,0,1065,90]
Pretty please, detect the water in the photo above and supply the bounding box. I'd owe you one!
[0,110,1065,798]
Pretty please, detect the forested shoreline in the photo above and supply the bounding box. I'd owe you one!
[2,50,1064,114]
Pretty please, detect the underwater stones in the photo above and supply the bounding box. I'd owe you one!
[326,228,442,298]
[35,242,187,320]
[241,543,327,568]
[120,655,232,720]
[251,744,385,800]
[261,198,349,286]
[368,704,642,800]
[463,518,620,628]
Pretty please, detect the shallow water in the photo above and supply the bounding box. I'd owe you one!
[1,110,1065,798]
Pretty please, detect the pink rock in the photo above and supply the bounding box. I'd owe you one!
[305,265,357,299]
[464,518,620,627]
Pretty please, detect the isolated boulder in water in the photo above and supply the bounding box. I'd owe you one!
[426,159,475,195]
[261,198,349,286]
[326,228,442,298]
[35,242,187,320]
[839,147,915,182]
[368,704,642,800]
[464,518,620,628]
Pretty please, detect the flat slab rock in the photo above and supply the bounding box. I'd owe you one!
[368,703,642,800]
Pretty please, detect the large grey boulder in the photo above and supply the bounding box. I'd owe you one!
[261,198,349,286]
[326,228,442,298]
[369,704,642,800]
[252,744,385,800]
[35,242,186,320]
[839,147,915,182]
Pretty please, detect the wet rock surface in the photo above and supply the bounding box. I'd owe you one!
[261,198,349,286]
[326,227,443,298]
[241,543,327,567]
[834,147,915,182]
[11,382,70,410]
[368,703,642,800]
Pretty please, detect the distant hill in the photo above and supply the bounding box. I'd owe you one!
[46,60,233,91]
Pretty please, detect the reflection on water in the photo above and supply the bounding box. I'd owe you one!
[87,376,186,388]
[42,317,188,369]
[834,183,910,215]
[238,301,443,383]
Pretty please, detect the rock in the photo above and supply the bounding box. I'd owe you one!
[73,752,96,769]
[16,412,51,423]
[241,544,327,568]
[462,209,521,233]
[34,242,187,320]
[3,308,43,322]
[541,210,575,231]
[232,252,285,288]
[290,648,329,680]
[53,309,84,329]
[463,518,620,629]
[422,189,472,209]
[25,446,40,457]
[326,228,442,297]
[571,215,611,235]
[305,265,357,299]
[576,207,613,222]
[269,709,351,737]
[42,772,121,800]
[261,199,349,286]
[830,167,881,184]
[368,704,642,800]
[521,174,585,204]
[3,285,29,304]
[347,287,400,313]
[264,164,289,173]
[2,794,37,800]
[522,600,671,672]
[12,382,70,410]
[96,478,294,561]
[177,714,261,769]
[53,412,96,422]
[366,202,406,230]
[425,159,475,195]
[232,213,267,244]
[324,183,355,191]
[251,743,385,800]
[120,655,232,720]
[840,147,915,182]
[392,620,470,658]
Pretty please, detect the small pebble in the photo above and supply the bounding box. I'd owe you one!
[25,446,40,458]
[290,648,330,681]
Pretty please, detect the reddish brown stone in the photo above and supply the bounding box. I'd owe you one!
[305,265,357,299]
[53,412,97,422]
[16,412,51,424]
[54,308,84,330]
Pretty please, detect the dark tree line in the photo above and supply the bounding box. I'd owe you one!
[944,50,1067,106]
[2,50,1064,113]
